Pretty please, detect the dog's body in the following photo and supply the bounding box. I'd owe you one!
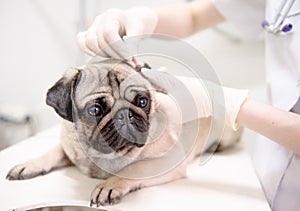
[7,59,240,207]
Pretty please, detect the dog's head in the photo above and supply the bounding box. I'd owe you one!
[46,59,163,154]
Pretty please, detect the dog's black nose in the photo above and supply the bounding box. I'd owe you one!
[115,109,134,123]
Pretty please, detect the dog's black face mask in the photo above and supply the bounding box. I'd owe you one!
[46,60,154,154]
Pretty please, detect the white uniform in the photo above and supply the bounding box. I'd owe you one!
[212,0,300,210]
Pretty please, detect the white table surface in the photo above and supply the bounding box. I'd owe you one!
[0,125,270,211]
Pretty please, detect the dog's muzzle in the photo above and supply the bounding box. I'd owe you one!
[94,109,149,154]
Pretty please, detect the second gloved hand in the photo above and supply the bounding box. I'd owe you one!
[77,7,158,58]
[141,69,248,131]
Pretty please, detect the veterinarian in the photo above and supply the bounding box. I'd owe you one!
[77,0,300,210]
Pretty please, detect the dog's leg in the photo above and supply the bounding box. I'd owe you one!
[6,144,72,180]
[90,162,187,207]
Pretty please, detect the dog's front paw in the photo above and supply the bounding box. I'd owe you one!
[90,177,140,207]
[6,162,48,180]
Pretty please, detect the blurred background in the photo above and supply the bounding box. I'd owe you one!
[0,0,265,151]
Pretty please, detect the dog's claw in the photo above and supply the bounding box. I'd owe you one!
[89,199,100,208]
[6,163,48,181]
[90,179,131,206]
[89,200,93,207]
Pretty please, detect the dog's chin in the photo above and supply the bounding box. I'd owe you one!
[91,135,148,155]
[93,142,115,154]
[92,143,142,156]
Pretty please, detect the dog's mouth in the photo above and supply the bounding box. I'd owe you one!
[92,109,149,154]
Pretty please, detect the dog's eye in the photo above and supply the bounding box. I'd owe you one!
[87,98,108,117]
[88,104,103,116]
[136,96,149,108]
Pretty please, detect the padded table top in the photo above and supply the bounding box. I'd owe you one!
[0,125,270,211]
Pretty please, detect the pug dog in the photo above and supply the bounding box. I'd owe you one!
[6,59,241,207]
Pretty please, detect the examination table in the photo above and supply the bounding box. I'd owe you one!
[0,125,270,210]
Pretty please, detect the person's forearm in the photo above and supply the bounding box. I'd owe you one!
[237,99,300,155]
[154,0,225,38]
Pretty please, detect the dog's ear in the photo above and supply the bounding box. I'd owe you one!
[46,68,81,122]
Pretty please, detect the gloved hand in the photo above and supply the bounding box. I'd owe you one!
[77,7,158,58]
[141,69,248,131]
[179,77,248,130]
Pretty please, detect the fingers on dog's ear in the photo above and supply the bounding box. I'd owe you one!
[46,68,81,122]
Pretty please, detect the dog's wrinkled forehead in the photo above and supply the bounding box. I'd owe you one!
[73,60,153,108]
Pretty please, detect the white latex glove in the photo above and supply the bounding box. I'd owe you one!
[141,69,248,131]
[178,77,248,131]
[77,7,158,58]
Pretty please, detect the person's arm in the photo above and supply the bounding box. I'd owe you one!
[77,0,225,57]
[154,0,225,38]
[237,99,300,155]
